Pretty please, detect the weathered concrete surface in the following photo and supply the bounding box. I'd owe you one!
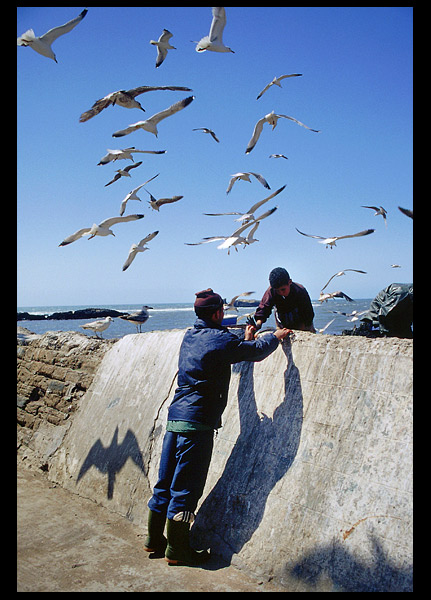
[17,328,413,592]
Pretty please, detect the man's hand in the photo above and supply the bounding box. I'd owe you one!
[273,328,293,341]
[244,325,256,340]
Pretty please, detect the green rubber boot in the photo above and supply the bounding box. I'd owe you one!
[165,518,210,565]
[144,510,167,557]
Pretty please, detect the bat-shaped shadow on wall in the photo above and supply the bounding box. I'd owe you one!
[77,426,146,499]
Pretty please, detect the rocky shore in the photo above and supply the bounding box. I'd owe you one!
[17,308,128,321]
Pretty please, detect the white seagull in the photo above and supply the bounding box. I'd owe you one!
[195,7,234,53]
[145,190,183,211]
[192,127,220,143]
[224,291,255,313]
[362,205,387,227]
[205,185,286,223]
[80,316,113,338]
[269,154,288,160]
[120,306,153,333]
[317,318,335,334]
[295,227,375,249]
[321,269,367,292]
[79,85,192,122]
[17,8,87,63]
[119,173,160,216]
[318,291,354,303]
[97,148,166,166]
[122,231,159,271]
[104,162,142,187]
[112,96,195,138]
[256,74,302,100]
[226,172,270,194]
[246,111,320,154]
[187,207,277,254]
[150,29,176,68]
[59,214,145,246]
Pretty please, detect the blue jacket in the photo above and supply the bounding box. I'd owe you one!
[167,318,280,429]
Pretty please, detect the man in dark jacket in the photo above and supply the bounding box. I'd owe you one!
[253,267,316,333]
[145,288,291,565]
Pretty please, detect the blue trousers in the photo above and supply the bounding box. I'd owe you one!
[148,430,214,520]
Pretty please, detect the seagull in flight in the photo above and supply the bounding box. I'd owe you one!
[195,7,234,53]
[150,29,176,68]
[120,306,153,333]
[317,318,335,334]
[246,111,320,154]
[319,291,354,303]
[119,174,160,216]
[79,85,192,122]
[205,185,286,223]
[192,127,220,143]
[145,190,183,211]
[295,227,375,249]
[187,207,277,253]
[17,8,87,63]
[112,96,195,138]
[320,269,367,292]
[59,214,145,246]
[104,162,142,187]
[226,172,270,194]
[224,291,255,313]
[80,316,113,338]
[256,74,302,100]
[269,154,288,160]
[362,205,387,227]
[97,148,166,166]
[122,231,159,271]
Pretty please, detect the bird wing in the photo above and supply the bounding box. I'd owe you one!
[245,117,266,154]
[156,196,183,206]
[278,73,303,81]
[226,175,240,194]
[209,7,227,43]
[249,172,271,189]
[185,237,226,246]
[128,85,193,98]
[124,161,142,173]
[131,149,166,155]
[204,212,242,216]
[256,82,272,100]
[295,228,326,240]
[277,114,321,133]
[40,8,87,45]
[79,93,117,123]
[146,96,195,125]
[122,246,139,271]
[138,230,159,246]
[246,185,286,215]
[254,206,278,222]
[59,227,91,246]
[334,229,375,241]
[321,269,367,292]
[361,205,380,211]
[100,214,145,228]
[155,46,168,68]
[208,129,220,142]
[104,172,121,187]
[398,206,413,219]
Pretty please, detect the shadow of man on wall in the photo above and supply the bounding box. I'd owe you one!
[192,340,303,563]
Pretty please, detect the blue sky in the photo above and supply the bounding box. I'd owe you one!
[17,7,413,306]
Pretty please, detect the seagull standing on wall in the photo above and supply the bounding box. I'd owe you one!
[80,316,113,338]
[17,8,88,62]
[195,7,234,53]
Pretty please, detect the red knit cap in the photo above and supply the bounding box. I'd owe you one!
[194,288,223,309]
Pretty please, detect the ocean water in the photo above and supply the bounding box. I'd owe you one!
[17,299,372,340]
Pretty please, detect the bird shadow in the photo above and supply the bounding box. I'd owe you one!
[191,340,303,564]
[77,426,146,500]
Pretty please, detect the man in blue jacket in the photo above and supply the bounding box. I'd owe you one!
[145,288,291,565]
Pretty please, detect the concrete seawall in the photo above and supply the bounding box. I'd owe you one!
[17,328,413,592]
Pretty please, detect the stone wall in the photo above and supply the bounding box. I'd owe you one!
[17,327,413,591]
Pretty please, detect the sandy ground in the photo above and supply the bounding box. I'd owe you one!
[17,463,286,592]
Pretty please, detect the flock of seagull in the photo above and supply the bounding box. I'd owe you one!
[18,7,412,336]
